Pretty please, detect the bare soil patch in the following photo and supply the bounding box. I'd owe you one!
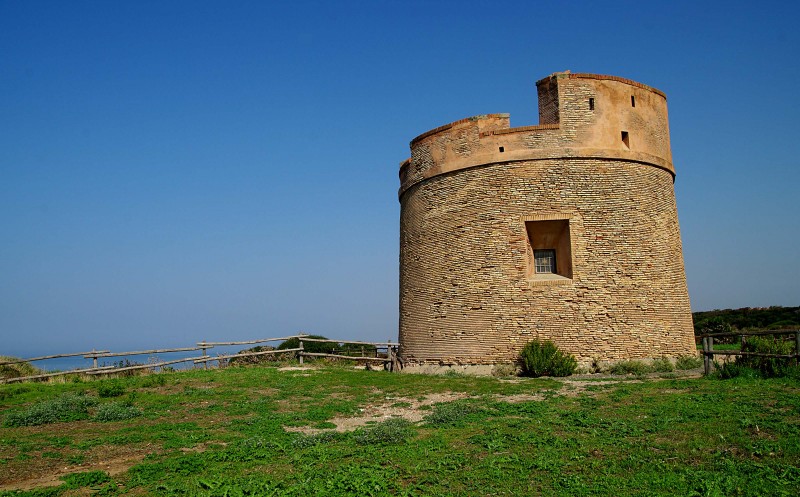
[285,392,469,434]
[284,372,704,434]
[0,445,152,491]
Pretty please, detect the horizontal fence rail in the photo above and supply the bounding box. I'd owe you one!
[0,351,110,367]
[193,347,303,364]
[87,347,203,358]
[1,334,401,384]
[700,329,799,375]
[197,336,300,347]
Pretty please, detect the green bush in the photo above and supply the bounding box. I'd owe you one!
[97,380,126,398]
[93,401,142,422]
[278,335,337,354]
[713,361,761,380]
[737,336,797,378]
[675,355,702,370]
[337,342,378,357]
[4,393,98,427]
[519,340,577,377]
[229,345,281,365]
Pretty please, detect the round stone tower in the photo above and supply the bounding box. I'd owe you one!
[398,72,695,369]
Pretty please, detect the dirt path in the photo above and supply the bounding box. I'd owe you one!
[0,452,148,491]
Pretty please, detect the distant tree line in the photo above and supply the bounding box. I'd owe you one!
[229,335,378,366]
[693,306,800,339]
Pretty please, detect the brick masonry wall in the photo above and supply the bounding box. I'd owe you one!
[399,158,695,365]
[398,73,695,366]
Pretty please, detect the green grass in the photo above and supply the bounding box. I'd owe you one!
[0,364,798,496]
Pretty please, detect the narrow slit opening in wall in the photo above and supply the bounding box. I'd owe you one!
[499,146,505,152]
[621,131,630,148]
[631,95,635,107]
[588,98,594,110]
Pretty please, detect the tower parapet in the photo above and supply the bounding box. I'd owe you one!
[400,73,674,197]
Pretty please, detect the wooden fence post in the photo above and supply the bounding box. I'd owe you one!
[200,341,208,370]
[299,338,304,365]
[91,349,98,369]
[795,332,800,366]
[702,337,710,375]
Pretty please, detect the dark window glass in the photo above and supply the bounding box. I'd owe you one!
[534,249,557,274]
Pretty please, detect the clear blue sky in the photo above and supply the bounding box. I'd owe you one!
[2,0,798,356]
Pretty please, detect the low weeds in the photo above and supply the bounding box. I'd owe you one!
[606,357,692,376]
[712,335,799,379]
[675,355,702,370]
[61,470,111,489]
[93,401,142,422]
[649,357,674,373]
[738,336,798,378]
[352,417,415,445]
[4,392,98,427]
[424,400,486,426]
[713,362,762,380]
[606,360,651,376]
[292,430,343,449]
[1,364,799,496]
[96,380,126,398]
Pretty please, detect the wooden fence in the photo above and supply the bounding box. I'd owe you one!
[698,329,799,375]
[0,334,400,384]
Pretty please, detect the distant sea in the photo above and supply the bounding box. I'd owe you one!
[15,344,258,374]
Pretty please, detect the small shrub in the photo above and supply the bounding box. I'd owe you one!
[110,359,146,377]
[713,361,760,380]
[337,342,378,357]
[229,345,280,366]
[4,393,98,427]
[738,336,797,378]
[97,380,126,398]
[278,335,336,354]
[650,357,674,373]
[353,418,415,445]
[607,360,650,376]
[93,402,142,422]
[519,340,577,378]
[675,355,702,370]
